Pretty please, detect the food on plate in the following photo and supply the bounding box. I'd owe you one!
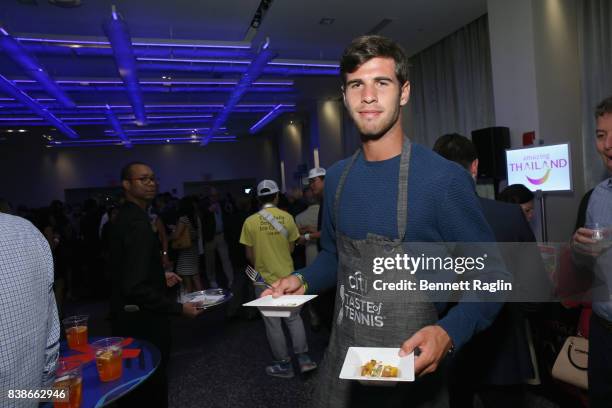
[360,359,399,378]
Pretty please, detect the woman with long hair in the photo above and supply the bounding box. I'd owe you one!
[171,197,202,293]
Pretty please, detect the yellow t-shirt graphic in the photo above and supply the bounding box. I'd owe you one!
[240,206,299,284]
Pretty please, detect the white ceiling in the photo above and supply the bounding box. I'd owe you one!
[2,0,486,58]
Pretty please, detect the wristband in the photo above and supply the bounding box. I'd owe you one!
[293,272,309,294]
[304,233,310,241]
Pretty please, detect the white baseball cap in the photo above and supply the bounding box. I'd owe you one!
[308,167,326,179]
[257,179,279,197]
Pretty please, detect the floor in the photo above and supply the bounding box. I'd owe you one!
[65,295,330,408]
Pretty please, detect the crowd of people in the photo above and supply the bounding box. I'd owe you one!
[1,34,611,408]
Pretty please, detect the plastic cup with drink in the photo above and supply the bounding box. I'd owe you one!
[53,360,82,408]
[92,337,123,382]
[62,315,88,349]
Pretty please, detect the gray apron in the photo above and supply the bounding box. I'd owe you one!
[312,138,448,408]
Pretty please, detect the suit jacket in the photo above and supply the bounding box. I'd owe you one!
[479,198,536,242]
[201,204,227,242]
[109,201,182,316]
[452,198,543,385]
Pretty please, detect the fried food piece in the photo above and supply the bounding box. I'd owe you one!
[382,365,398,377]
[360,360,399,378]
[360,359,377,376]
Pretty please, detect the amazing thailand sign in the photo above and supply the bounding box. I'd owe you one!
[506,143,572,192]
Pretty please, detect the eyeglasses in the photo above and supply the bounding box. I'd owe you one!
[129,176,158,184]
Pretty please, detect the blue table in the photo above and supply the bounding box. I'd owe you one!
[51,338,161,407]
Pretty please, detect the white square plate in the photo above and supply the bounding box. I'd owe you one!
[243,295,318,317]
[339,347,414,386]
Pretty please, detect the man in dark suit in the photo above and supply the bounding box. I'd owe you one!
[109,162,201,408]
[202,188,234,289]
[434,133,546,408]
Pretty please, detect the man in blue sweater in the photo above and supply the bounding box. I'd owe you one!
[266,35,507,408]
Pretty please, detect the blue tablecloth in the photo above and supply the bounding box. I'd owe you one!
[47,337,161,408]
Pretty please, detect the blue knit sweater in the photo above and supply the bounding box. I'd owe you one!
[298,143,506,350]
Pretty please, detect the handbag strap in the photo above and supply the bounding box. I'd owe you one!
[258,209,289,238]
[567,339,588,371]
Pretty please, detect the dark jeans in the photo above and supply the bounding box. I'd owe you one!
[111,310,172,408]
[588,313,612,408]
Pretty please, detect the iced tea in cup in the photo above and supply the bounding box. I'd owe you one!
[92,337,123,382]
[53,360,82,408]
[62,315,88,349]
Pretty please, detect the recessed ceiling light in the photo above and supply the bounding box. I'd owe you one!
[319,18,335,25]
[166,139,170,143]
[17,129,27,133]
[6,129,14,133]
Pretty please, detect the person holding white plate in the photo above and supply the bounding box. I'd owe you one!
[266,36,507,407]
[240,179,317,378]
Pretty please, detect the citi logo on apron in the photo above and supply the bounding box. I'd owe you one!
[338,271,384,328]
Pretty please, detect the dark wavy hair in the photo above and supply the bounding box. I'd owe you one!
[595,96,612,118]
[433,133,477,170]
[499,184,534,205]
[340,35,409,86]
[177,196,198,229]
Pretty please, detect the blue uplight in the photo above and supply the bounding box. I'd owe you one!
[0,74,78,139]
[105,105,132,148]
[202,39,276,146]
[0,27,75,108]
[103,9,147,126]
[249,104,290,134]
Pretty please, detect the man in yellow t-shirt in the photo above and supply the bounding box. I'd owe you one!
[240,179,317,378]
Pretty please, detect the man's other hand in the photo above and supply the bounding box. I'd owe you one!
[572,228,609,257]
[399,325,452,376]
[261,275,305,298]
[165,272,182,288]
[182,302,202,318]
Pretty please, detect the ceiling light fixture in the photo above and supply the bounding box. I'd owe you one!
[104,6,147,126]
[249,104,295,134]
[202,38,276,146]
[0,28,76,108]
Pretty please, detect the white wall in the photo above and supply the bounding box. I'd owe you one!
[278,119,307,191]
[532,0,583,240]
[0,135,278,207]
[487,0,583,241]
[317,100,345,168]
[488,0,541,146]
